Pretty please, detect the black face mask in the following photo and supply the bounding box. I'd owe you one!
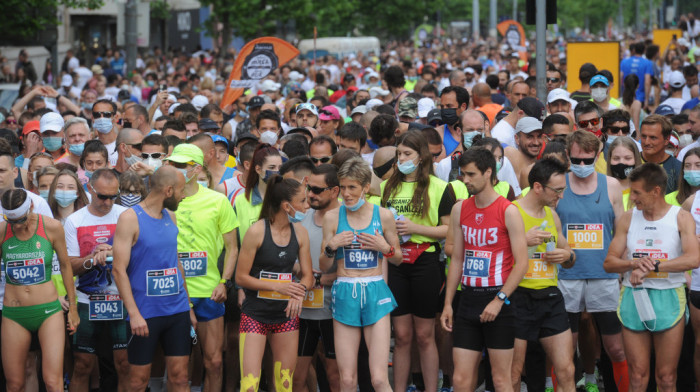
[373,158,395,179]
[610,163,635,180]
[441,108,459,127]
[122,121,132,129]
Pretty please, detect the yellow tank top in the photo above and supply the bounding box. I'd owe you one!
[513,200,559,289]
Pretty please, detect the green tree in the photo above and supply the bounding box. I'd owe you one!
[0,0,103,43]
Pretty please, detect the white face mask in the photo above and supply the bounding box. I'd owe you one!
[591,87,608,102]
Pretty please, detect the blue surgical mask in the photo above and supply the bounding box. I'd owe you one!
[343,196,365,212]
[215,85,225,93]
[397,159,418,175]
[263,170,278,183]
[69,143,85,156]
[606,135,617,145]
[120,193,141,207]
[684,171,700,187]
[463,131,481,148]
[39,189,49,201]
[80,102,92,110]
[54,189,78,208]
[176,167,195,183]
[237,110,249,119]
[147,80,155,87]
[93,117,113,134]
[124,153,142,166]
[197,180,209,188]
[496,160,503,172]
[287,207,307,223]
[570,163,595,178]
[84,170,93,179]
[43,137,63,152]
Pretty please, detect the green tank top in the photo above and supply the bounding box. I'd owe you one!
[2,215,54,286]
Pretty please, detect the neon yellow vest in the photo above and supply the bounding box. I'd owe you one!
[513,201,559,289]
[450,180,510,200]
[233,192,263,242]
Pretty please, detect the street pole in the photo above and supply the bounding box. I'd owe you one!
[648,0,653,32]
[490,0,497,38]
[536,0,547,103]
[636,0,641,32]
[473,0,480,39]
[125,0,137,74]
[513,0,518,21]
[618,0,624,35]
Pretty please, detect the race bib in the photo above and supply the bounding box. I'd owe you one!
[525,252,555,280]
[633,251,669,279]
[6,258,46,285]
[302,287,324,309]
[257,271,292,300]
[343,243,378,270]
[567,224,604,250]
[89,294,124,321]
[146,268,180,296]
[462,250,492,278]
[179,251,208,277]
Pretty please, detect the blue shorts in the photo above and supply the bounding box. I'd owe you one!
[331,276,397,327]
[617,286,687,332]
[191,297,225,322]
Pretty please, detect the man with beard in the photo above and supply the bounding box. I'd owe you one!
[293,164,342,392]
[112,166,197,392]
[505,117,545,189]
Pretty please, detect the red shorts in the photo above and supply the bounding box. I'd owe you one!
[240,313,299,335]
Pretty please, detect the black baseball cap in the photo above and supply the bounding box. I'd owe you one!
[517,97,546,121]
[287,127,314,140]
[427,108,442,126]
[247,96,265,109]
[198,118,219,130]
[235,132,259,146]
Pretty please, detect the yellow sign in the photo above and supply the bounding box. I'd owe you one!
[257,271,292,301]
[566,42,621,99]
[567,223,604,250]
[653,29,683,54]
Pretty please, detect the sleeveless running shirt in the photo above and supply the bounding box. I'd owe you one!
[459,196,514,287]
[625,206,684,289]
[556,173,617,280]
[2,215,54,286]
[335,204,384,270]
[127,205,189,319]
[513,201,559,290]
[690,191,700,291]
[242,219,299,324]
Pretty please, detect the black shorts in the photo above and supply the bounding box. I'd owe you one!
[298,318,335,359]
[127,311,192,365]
[511,286,570,341]
[73,303,129,353]
[567,310,621,335]
[689,290,700,309]
[389,251,442,318]
[453,286,515,351]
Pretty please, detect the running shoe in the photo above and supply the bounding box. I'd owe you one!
[584,382,599,392]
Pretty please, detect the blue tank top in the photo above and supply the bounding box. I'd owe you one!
[218,167,237,185]
[335,204,384,269]
[443,125,459,156]
[127,205,189,319]
[556,173,617,280]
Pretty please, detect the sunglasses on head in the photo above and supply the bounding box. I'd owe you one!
[607,126,630,135]
[4,214,28,225]
[311,156,332,164]
[373,158,396,178]
[127,143,142,150]
[547,78,561,83]
[92,111,114,119]
[141,152,164,160]
[319,109,333,116]
[577,118,600,128]
[569,157,596,165]
[90,184,119,201]
[307,184,333,194]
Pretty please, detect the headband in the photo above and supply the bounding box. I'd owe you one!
[3,195,31,220]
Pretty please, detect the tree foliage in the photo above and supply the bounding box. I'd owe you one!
[0,0,104,43]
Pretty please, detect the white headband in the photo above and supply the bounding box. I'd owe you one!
[3,195,31,220]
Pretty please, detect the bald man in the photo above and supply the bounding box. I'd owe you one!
[115,128,145,174]
[112,166,195,392]
[472,83,504,128]
[188,134,235,185]
[372,146,397,181]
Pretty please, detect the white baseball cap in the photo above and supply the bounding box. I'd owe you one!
[259,79,282,93]
[668,70,686,88]
[191,95,209,111]
[366,99,384,110]
[369,86,390,98]
[39,112,64,133]
[546,88,570,104]
[61,74,73,87]
[417,97,436,118]
[288,71,303,81]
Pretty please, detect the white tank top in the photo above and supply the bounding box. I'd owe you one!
[624,205,684,289]
[689,192,700,291]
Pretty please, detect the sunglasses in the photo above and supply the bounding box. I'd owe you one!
[577,118,600,128]
[4,214,28,225]
[544,185,567,194]
[607,126,630,135]
[93,111,114,119]
[547,78,561,83]
[5,119,16,125]
[569,157,596,165]
[307,185,333,194]
[311,156,333,164]
[127,143,142,150]
[141,152,164,160]
[373,158,396,178]
[90,184,119,201]
[319,109,334,117]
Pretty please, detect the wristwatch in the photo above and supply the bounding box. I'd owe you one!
[324,245,337,258]
[223,279,234,290]
[496,291,511,305]
[654,260,660,273]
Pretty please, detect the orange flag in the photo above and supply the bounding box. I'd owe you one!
[220,37,300,109]
[497,20,527,61]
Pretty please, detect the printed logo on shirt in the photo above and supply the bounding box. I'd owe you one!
[462,226,498,247]
[386,198,417,215]
[475,213,484,225]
